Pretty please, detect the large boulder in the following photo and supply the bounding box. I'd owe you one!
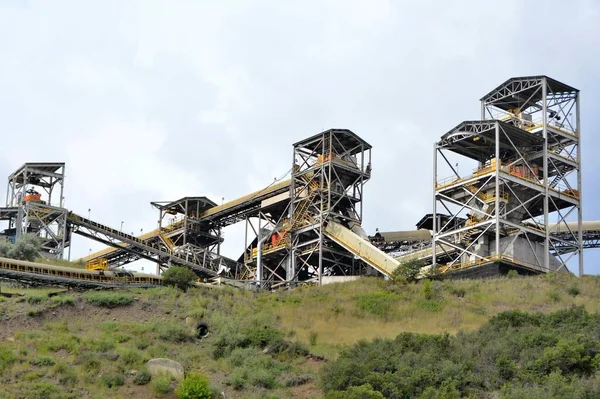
[146,358,185,381]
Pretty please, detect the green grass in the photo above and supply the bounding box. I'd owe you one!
[1,273,600,398]
[83,292,133,308]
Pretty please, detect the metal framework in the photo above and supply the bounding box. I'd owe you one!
[432,76,582,276]
[288,129,372,285]
[240,129,373,288]
[0,163,69,258]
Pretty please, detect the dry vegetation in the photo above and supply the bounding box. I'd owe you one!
[0,271,599,398]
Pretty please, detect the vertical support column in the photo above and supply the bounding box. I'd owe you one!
[481,99,485,120]
[244,216,248,263]
[183,199,188,246]
[288,143,297,283]
[542,78,550,271]
[256,215,262,286]
[432,143,438,268]
[576,91,584,276]
[495,123,500,256]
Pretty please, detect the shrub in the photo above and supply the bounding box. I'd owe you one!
[119,348,141,366]
[567,285,580,296]
[326,383,385,399]
[156,323,194,343]
[0,234,42,261]
[176,372,212,399]
[84,292,133,308]
[100,372,125,388]
[152,374,172,395]
[133,369,152,385]
[162,265,197,292]
[211,322,284,358]
[320,307,600,398]
[391,258,425,284]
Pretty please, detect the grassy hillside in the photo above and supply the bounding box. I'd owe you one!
[1,272,600,398]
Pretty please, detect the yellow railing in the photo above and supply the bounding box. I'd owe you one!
[525,123,577,139]
[436,163,579,201]
[85,258,108,271]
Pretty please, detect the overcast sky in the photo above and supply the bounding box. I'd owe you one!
[1,0,599,275]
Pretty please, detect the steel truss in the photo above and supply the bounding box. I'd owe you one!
[288,129,372,286]
[0,163,68,258]
[67,212,227,279]
[241,129,372,288]
[433,76,582,276]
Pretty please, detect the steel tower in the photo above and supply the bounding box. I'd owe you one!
[288,129,372,284]
[433,76,582,276]
[0,163,69,258]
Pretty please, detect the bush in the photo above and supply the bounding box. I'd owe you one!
[152,375,172,395]
[162,265,197,292]
[176,372,212,399]
[567,285,580,296]
[211,322,284,358]
[100,372,125,388]
[0,234,42,261]
[156,323,194,343]
[133,369,152,385]
[391,259,425,284]
[84,292,133,308]
[326,383,385,399]
[320,307,600,398]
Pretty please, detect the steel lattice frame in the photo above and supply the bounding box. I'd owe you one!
[288,129,372,286]
[432,76,582,276]
[1,163,68,259]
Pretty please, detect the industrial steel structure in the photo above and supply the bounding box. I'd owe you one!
[432,76,583,276]
[0,75,596,290]
[0,163,69,258]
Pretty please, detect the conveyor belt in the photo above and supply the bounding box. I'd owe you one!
[324,221,400,277]
[0,256,162,288]
[79,179,291,264]
[67,213,222,278]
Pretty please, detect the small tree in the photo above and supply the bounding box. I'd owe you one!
[0,234,42,261]
[162,265,197,291]
[391,258,425,284]
[0,239,11,258]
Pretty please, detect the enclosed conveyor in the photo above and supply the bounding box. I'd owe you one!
[324,220,400,277]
